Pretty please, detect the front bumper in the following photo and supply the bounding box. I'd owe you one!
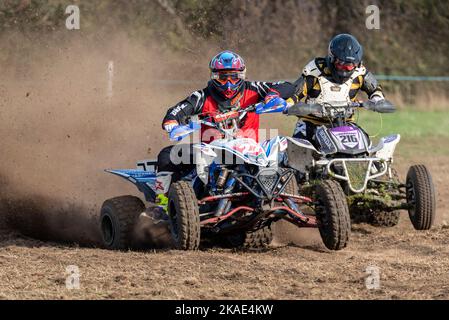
[233,168,296,200]
[318,158,389,193]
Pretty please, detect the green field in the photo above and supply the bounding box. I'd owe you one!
[355,110,449,139]
[355,110,449,157]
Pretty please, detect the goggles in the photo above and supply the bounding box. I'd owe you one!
[334,59,357,72]
[211,71,245,85]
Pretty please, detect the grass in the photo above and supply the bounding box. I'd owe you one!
[355,110,449,156]
[266,110,449,157]
[355,109,449,139]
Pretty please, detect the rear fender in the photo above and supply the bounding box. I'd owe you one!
[106,169,173,202]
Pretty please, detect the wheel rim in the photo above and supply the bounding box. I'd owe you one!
[101,215,115,246]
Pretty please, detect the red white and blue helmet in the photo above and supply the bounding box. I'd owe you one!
[209,51,246,100]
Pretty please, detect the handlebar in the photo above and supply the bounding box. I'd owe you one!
[285,100,396,116]
[169,102,263,142]
[168,97,288,142]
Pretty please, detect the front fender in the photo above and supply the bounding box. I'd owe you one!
[285,137,320,154]
[285,137,321,173]
[193,144,217,184]
[375,134,401,160]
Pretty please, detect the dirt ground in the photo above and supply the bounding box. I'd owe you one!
[1,218,448,300]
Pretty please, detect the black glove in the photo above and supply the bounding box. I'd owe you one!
[364,100,396,113]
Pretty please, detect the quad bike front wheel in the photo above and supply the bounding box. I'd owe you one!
[100,196,145,250]
[315,180,351,250]
[406,165,436,230]
[168,181,201,250]
[225,226,273,249]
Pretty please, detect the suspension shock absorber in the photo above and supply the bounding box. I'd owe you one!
[285,198,300,212]
[214,176,236,217]
[283,195,310,221]
[216,168,229,189]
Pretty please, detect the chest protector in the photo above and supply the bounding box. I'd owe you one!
[307,66,366,107]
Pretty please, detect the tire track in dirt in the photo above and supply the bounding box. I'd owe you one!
[1,218,448,300]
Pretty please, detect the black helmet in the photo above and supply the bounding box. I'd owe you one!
[327,34,363,83]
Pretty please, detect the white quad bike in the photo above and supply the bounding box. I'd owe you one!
[283,99,436,229]
[99,98,351,251]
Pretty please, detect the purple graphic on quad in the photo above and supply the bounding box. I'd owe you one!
[329,125,367,150]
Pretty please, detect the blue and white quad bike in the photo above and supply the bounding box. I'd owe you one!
[99,98,351,251]
[283,100,436,229]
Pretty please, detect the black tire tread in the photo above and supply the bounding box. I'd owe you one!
[100,196,145,250]
[169,181,201,250]
[407,165,436,230]
[242,226,273,249]
[370,211,400,227]
[316,180,351,250]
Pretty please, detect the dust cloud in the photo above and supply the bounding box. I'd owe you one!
[0,33,198,244]
[0,32,307,247]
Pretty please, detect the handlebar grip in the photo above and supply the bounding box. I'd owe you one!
[364,100,396,113]
[286,103,322,116]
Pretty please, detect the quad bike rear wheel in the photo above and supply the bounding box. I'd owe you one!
[315,180,351,250]
[349,167,401,228]
[168,181,201,250]
[349,201,401,227]
[225,226,273,249]
[370,210,400,227]
[406,165,436,230]
[100,196,145,250]
[370,168,401,227]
